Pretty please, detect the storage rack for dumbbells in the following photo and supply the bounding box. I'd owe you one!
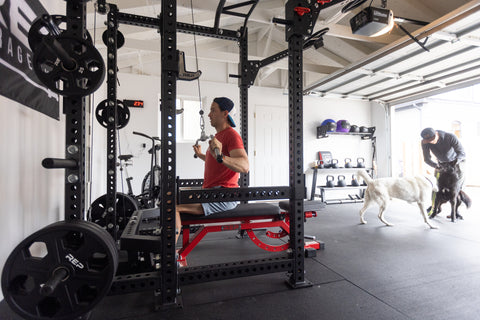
[63,0,344,312]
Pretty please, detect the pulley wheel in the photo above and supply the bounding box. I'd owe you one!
[1,220,118,320]
[33,35,105,97]
[88,193,138,234]
[28,15,92,52]
[95,99,131,129]
[102,29,125,49]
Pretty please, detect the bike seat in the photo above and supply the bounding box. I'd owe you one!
[118,154,133,161]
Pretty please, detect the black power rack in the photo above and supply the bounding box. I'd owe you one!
[64,0,345,311]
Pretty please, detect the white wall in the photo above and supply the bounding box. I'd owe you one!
[370,101,390,178]
[90,73,160,200]
[0,0,65,301]
[90,73,377,200]
[303,96,373,198]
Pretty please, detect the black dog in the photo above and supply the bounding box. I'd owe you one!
[429,160,471,222]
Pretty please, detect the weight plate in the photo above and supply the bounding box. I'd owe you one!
[102,29,125,49]
[1,220,118,320]
[33,35,105,97]
[95,99,131,129]
[28,15,93,52]
[88,193,139,234]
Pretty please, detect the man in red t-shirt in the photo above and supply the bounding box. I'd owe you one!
[175,97,249,242]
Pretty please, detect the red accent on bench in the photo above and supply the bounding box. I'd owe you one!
[177,203,320,266]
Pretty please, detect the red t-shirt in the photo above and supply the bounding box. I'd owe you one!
[203,127,244,189]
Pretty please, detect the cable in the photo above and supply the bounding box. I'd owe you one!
[87,5,98,216]
[189,0,205,134]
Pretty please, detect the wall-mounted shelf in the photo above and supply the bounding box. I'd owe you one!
[317,126,376,140]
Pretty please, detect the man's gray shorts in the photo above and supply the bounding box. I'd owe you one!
[202,201,238,216]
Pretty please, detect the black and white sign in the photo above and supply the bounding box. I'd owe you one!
[0,0,59,119]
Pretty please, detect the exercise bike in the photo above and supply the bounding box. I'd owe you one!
[133,131,161,209]
[88,132,161,235]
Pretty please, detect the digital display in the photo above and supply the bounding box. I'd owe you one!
[123,99,144,108]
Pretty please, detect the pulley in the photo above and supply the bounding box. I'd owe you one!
[102,29,125,49]
[1,220,118,320]
[95,99,131,129]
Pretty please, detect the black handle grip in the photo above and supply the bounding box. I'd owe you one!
[42,158,78,169]
[214,148,223,163]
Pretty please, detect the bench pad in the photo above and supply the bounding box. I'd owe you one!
[278,200,326,212]
[181,203,280,222]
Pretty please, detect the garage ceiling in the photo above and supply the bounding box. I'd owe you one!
[88,0,480,104]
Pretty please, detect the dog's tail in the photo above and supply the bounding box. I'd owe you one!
[459,190,472,209]
[357,170,373,185]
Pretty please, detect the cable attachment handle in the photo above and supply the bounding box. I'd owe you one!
[214,147,223,163]
[193,134,222,163]
[193,132,212,158]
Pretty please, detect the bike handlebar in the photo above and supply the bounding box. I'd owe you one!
[133,131,153,140]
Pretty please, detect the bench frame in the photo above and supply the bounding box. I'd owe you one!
[178,210,318,266]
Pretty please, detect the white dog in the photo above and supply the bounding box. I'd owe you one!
[357,170,438,229]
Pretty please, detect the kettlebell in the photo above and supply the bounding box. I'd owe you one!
[326,175,335,188]
[351,174,359,186]
[331,159,339,169]
[356,157,365,168]
[344,158,352,168]
[337,175,346,187]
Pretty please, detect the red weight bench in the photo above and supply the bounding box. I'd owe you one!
[178,201,324,266]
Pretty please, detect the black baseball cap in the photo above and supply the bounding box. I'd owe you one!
[421,127,436,141]
[213,97,236,127]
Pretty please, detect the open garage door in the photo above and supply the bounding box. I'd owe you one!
[392,83,480,186]
[304,1,480,106]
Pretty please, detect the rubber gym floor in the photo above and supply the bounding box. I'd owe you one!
[2,187,480,320]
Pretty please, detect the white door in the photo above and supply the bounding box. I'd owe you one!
[254,105,289,186]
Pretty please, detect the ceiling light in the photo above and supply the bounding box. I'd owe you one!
[350,7,394,37]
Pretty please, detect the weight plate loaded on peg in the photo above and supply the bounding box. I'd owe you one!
[95,99,131,129]
[1,220,118,320]
[88,192,139,236]
[28,14,105,97]
[28,15,93,52]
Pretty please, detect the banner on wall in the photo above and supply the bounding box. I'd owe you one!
[0,0,60,119]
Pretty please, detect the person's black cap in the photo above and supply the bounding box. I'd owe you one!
[213,97,236,127]
[421,127,436,141]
